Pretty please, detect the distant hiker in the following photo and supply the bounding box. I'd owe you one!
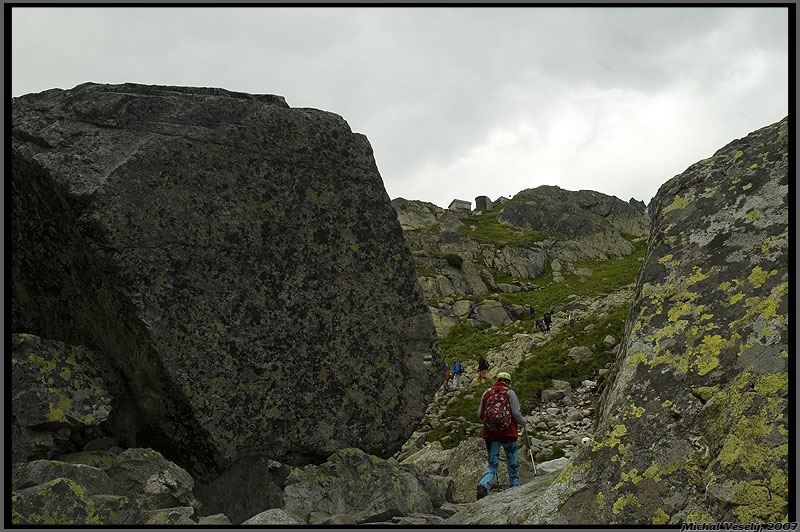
[536,319,547,334]
[543,311,552,333]
[477,356,489,385]
[476,371,529,499]
[453,360,464,389]
[569,312,575,329]
[528,307,535,320]
[445,363,452,381]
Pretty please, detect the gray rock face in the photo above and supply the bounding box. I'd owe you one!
[567,346,593,362]
[524,117,790,525]
[12,83,442,475]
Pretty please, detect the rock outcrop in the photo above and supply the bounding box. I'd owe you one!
[393,188,647,301]
[12,83,442,479]
[500,186,649,260]
[455,117,790,524]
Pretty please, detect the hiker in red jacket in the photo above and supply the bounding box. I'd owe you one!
[476,372,528,499]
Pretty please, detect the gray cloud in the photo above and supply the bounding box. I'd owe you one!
[11,6,790,208]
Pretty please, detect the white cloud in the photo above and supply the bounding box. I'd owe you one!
[11,6,790,209]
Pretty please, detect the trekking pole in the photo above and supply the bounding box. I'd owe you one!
[524,426,538,476]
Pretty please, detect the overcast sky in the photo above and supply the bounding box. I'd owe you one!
[11,6,790,209]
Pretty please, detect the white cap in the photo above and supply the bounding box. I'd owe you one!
[581,437,590,445]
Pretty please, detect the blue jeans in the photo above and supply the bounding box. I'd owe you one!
[479,439,520,491]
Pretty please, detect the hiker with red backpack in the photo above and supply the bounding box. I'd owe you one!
[476,371,529,499]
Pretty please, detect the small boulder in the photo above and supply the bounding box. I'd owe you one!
[536,457,570,474]
[603,335,617,348]
[472,300,510,327]
[106,448,200,512]
[568,346,594,362]
[242,508,303,525]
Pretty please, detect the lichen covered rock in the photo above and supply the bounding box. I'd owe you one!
[11,478,146,525]
[106,447,200,512]
[522,117,790,525]
[13,460,113,495]
[12,83,442,474]
[11,334,114,463]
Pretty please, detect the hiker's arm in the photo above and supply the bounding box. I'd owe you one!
[477,391,486,419]
[508,390,528,426]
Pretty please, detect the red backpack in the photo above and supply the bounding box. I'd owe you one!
[483,386,513,432]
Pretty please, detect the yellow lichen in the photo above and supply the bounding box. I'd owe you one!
[686,509,714,523]
[612,494,641,515]
[754,373,788,395]
[593,424,627,451]
[748,266,777,289]
[662,195,689,214]
[596,492,605,508]
[653,508,670,525]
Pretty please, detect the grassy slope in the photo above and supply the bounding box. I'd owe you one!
[456,205,546,247]
[426,233,648,450]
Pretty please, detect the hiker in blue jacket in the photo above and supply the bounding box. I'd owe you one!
[453,360,464,389]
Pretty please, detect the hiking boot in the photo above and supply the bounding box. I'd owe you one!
[477,484,487,500]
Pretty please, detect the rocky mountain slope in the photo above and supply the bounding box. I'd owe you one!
[392,186,649,304]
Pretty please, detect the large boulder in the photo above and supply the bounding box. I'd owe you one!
[521,117,790,524]
[472,300,511,327]
[12,83,442,476]
[281,448,446,524]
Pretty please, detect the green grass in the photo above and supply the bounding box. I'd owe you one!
[498,235,647,310]
[439,323,512,366]
[457,207,546,247]
[512,303,630,413]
